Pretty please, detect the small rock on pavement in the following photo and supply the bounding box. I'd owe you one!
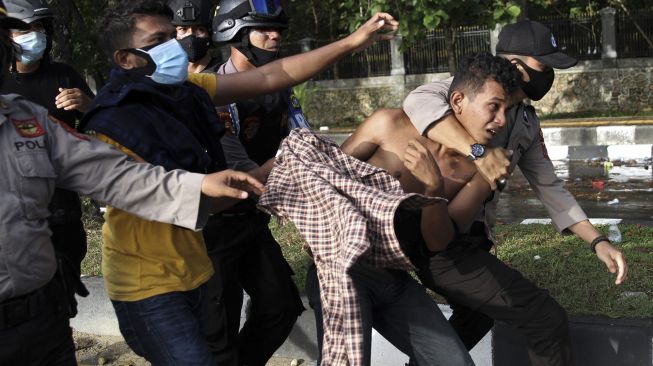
[290,359,304,366]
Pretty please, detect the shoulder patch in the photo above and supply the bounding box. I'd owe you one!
[539,129,550,160]
[12,118,46,138]
[49,115,90,141]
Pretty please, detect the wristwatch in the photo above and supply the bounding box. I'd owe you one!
[467,143,486,161]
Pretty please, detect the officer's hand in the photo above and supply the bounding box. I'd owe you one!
[474,147,511,190]
[595,241,628,285]
[202,170,265,213]
[346,13,399,53]
[55,88,93,113]
[403,137,444,197]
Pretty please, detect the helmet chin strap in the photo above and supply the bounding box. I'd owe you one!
[235,29,279,67]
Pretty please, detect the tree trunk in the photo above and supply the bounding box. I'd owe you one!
[518,0,529,20]
[444,26,457,75]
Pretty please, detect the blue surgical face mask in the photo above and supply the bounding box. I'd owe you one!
[13,31,47,65]
[129,39,189,85]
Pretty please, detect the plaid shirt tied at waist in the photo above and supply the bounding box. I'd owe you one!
[257,129,447,366]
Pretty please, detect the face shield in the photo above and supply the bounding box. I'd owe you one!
[249,0,283,19]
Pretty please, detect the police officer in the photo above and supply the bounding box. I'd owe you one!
[168,0,222,73]
[1,0,97,319]
[0,4,264,364]
[402,20,627,364]
[202,1,308,364]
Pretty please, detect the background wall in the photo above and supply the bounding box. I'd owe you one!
[302,58,653,127]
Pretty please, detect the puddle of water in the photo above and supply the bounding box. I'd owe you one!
[497,161,653,225]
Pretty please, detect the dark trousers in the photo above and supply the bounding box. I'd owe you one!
[50,219,89,317]
[112,284,216,366]
[395,211,573,366]
[203,213,304,366]
[0,277,76,366]
[305,264,474,366]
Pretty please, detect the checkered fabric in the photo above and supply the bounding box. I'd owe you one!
[257,129,447,366]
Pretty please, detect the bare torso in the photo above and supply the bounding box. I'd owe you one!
[359,110,478,200]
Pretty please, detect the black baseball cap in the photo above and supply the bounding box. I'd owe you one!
[496,20,577,69]
[0,0,29,30]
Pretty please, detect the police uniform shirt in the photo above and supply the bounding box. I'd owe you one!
[0,94,208,302]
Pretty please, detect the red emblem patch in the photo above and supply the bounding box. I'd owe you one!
[11,118,45,138]
[538,129,550,160]
[48,115,90,141]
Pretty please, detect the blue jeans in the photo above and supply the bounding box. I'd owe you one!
[306,264,474,366]
[112,284,216,366]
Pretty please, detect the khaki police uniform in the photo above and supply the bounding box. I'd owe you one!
[403,78,588,233]
[0,94,209,364]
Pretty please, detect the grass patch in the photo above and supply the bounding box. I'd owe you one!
[81,217,653,318]
[81,216,103,276]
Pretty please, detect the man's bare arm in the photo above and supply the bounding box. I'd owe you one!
[212,13,398,106]
[447,173,492,232]
[402,138,454,251]
[341,109,400,160]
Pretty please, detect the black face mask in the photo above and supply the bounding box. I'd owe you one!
[178,35,211,63]
[514,59,555,101]
[235,44,279,67]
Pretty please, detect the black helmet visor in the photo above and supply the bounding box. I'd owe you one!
[249,0,282,18]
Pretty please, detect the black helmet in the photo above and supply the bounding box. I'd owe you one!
[213,0,287,43]
[4,0,52,24]
[168,0,214,27]
[168,0,213,28]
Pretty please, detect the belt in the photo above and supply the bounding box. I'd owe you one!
[0,279,58,329]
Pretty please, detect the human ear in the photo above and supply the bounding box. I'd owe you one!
[450,90,465,115]
[114,49,133,69]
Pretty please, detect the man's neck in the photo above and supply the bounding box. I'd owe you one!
[187,54,212,74]
[230,46,255,72]
[15,60,41,73]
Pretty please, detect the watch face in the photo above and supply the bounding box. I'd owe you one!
[471,143,485,158]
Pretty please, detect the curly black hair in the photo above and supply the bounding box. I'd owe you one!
[448,52,520,101]
[98,0,173,60]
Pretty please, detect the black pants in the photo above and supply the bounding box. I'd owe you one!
[50,219,89,317]
[395,210,574,366]
[203,213,305,366]
[0,277,76,366]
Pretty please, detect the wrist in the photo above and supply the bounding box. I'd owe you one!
[466,143,486,161]
[590,235,611,253]
[423,185,444,197]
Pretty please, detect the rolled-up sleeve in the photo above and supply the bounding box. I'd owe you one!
[403,78,454,135]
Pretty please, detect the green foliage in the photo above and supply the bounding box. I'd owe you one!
[47,0,111,89]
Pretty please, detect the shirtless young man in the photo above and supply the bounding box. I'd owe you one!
[339,52,574,366]
[305,53,521,365]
